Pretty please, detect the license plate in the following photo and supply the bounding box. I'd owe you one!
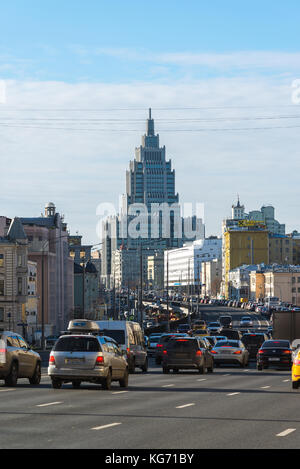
[269,358,280,361]
[65,358,84,364]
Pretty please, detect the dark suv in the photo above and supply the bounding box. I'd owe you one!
[241,333,269,359]
[162,337,214,374]
[155,333,188,364]
[257,340,292,370]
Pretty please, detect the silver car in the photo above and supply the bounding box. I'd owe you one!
[211,339,249,367]
[0,331,41,386]
[48,334,128,390]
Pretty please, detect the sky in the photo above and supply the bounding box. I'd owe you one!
[1,1,300,244]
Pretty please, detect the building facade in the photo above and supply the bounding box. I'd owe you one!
[0,217,28,334]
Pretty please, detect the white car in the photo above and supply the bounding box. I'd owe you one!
[211,340,249,367]
[240,316,253,327]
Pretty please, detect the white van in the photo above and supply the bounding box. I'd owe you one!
[96,321,148,373]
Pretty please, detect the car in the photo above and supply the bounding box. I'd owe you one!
[193,329,209,337]
[211,339,249,368]
[240,316,254,328]
[155,333,188,364]
[147,333,163,356]
[202,335,218,349]
[257,340,293,371]
[219,315,233,328]
[207,321,221,334]
[292,349,300,389]
[177,324,191,333]
[96,320,148,373]
[192,320,206,330]
[220,328,242,341]
[241,333,269,359]
[45,335,59,349]
[0,331,42,386]
[48,333,128,390]
[161,336,214,374]
[212,335,228,342]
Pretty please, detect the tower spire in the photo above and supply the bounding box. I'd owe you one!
[146,108,154,136]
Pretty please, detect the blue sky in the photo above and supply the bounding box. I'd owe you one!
[1,1,300,244]
[1,1,300,82]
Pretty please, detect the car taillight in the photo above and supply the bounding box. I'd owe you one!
[294,359,300,365]
[233,350,242,355]
[163,350,167,355]
[49,355,55,365]
[195,350,202,357]
[95,356,104,366]
[258,350,266,354]
[156,344,163,348]
[210,350,217,354]
[283,350,292,354]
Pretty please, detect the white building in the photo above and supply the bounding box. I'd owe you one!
[164,237,222,291]
[201,258,222,298]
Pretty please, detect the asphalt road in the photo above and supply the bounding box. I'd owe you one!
[0,359,299,449]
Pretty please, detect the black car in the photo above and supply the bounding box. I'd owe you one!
[241,333,269,359]
[155,333,188,364]
[162,336,214,374]
[220,328,242,341]
[219,315,232,328]
[257,340,292,370]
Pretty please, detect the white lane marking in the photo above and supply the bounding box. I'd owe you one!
[0,388,16,392]
[222,374,231,377]
[197,379,207,382]
[277,428,296,437]
[227,392,240,396]
[283,379,290,382]
[112,391,128,394]
[92,422,122,431]
[176,403,195,409]
[36,401,63,407]
[261,386,271,389]
[162,384,175,387]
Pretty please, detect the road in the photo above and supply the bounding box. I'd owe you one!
[0,359,299,449]
[0,305,295,450]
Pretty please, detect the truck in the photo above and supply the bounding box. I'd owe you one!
[272,310,300,342]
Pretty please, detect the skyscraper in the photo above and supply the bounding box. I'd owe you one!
[102,110,204,288]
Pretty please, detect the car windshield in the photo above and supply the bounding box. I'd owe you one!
[54,336,100,352]
[209,323,220,327]
[262,340,290,349]
[215,340,240,348]
[100,329,125,345]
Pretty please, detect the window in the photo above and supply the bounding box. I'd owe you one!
[0,254,3,267]
[0,308,4,322]
[17,336,28,349]
[18,278,23,295]
[0,279,4,296]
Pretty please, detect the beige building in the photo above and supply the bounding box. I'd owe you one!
[147,252,164,291]
[264,270,300,306]
[201,258,222,298]
[0,217,28,333]
[25,260,39,342]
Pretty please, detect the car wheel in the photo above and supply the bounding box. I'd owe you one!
[52,378,62,389]
[119,369,129,388]
[292,381,299,390]
[173,368,179,373]
[141,358,148,373]
[162,367,169,374]
[5,362,18,387]
[72,381,81,389]
[102,370,112,390]
[198,365,207,374]
[257,364,263,371]
[29,362,41,385]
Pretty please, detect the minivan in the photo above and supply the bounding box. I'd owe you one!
[96,320,148,373]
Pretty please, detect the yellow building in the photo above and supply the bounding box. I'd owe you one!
[224,229,269,298]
